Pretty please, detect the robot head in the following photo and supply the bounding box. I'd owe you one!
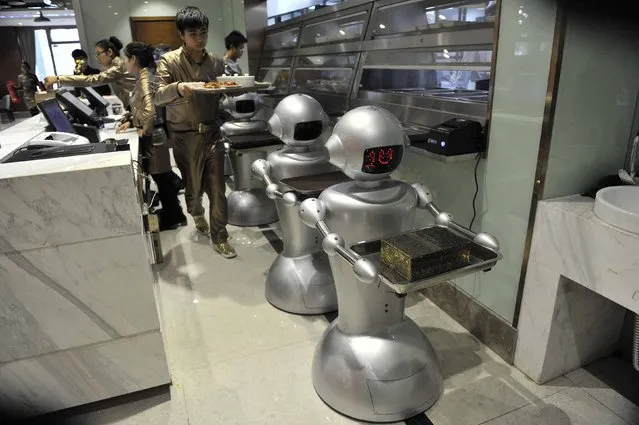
[221,92,260,120]
[324,105,407,181]
[267,94,329,147]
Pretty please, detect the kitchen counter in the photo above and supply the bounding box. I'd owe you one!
[0,115,170,419]
[513,195,639,384]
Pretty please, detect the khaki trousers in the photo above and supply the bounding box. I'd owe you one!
[172,130,228,244]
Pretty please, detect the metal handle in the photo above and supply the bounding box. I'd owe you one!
[252,159,298,207]
[412,183,500,251]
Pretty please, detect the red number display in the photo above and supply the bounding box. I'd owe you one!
[361,145,403,174]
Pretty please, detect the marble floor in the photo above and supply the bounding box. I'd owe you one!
[23,181,639,425]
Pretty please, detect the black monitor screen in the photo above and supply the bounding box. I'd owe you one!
[56,89,98,126]
[39,99,76,134]
[82,87,109,111]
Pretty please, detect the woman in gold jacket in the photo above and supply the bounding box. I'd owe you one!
[44,36,135,108]
[116,42,187,231]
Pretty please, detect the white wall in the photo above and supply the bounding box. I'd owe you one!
[72,0,247,72]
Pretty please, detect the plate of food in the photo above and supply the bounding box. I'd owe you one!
[192,80,241,93]
[255,81,272,87]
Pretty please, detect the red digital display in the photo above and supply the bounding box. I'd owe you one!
[361,145,403,174]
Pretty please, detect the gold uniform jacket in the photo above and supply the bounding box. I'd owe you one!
[58,57,135,108]
[154,47,225,133]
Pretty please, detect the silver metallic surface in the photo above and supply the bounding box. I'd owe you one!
[298,105,443,422]
[267,94,330,147]
[227,148,279,227]
[222,92,261,121]
[475,232,500,251]
[256,94,339,314]
[222,93,279,227]
[324,105,407,181]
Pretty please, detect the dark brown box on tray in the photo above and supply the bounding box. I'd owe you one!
[380,227,473,282]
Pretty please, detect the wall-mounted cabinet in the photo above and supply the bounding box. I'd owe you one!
[257,0,497,128]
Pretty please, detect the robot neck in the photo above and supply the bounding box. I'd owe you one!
[288,146,309,153]
[354,180,384,189]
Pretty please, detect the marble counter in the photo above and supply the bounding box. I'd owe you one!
[514,195,639,384]
[0,117,169,419]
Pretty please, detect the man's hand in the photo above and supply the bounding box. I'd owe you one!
[116,121,131,134]
[137,129,145,137]
[177,82,198,98]
[44,76,58,89]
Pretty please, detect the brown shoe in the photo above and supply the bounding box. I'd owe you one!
[214,241,236,259]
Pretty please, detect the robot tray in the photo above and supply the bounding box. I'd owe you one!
[279,171,352,197]
[349,225,502,294]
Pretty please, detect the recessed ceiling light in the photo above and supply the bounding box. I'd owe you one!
[439,15,446,20]
[379,23,385,29]
[339,29,345,35]
[114,12,118,15]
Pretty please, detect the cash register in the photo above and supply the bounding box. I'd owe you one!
[1,99,118,164]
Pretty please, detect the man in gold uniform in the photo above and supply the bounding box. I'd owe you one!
[154,6,236,259]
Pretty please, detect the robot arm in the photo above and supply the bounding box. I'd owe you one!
[251,159,298,207]
[298,198,378,284]
[412,183,500,251]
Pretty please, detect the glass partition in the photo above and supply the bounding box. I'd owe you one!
[300,11,369,46]
[264,27,300,50]
[258,57,294,94]
[371,0,495,39]
[359,47,492,98]
[291,54,358,94]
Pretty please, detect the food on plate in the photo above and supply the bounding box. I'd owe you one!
[203,80,240,89]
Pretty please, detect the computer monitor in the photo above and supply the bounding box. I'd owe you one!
[38,99,77,134]
[81,87,110,116]
[56,89,101,127]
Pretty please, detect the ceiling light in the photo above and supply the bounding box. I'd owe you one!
[379,23,385,29]
[339,29,345,35]
[7,1,27,6]
[114,12,118,15]
[439,15,446,20]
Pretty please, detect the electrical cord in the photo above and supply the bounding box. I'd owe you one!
[469,152,481,230]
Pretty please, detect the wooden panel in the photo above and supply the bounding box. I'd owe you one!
[130,17,182,49]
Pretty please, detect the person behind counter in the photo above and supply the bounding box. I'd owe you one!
[16,61,41,116]
[154,6,236,259]
[71,49,112,96]
[117,42,187,231]
[223,30,247,76]
[44,36,135,108]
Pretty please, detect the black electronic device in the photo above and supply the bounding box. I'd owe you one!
[418,118,484,156]
[81,87,110,117]
[3,143,115,164]
[38,99,76,134]
[56,89,102,127]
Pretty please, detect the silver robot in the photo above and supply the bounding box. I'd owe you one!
[252,94,339,314]
[221,92,279,226]
[298,106,501,422]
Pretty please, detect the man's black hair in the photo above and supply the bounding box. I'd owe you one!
[225,30,248,50]
[72,49,88,60]
[176,6,209,33]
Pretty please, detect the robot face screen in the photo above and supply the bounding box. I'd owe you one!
[361,145,403,174]
[235,100,256,114]
[294,120,323,141]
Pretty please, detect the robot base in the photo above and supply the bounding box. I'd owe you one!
[266,252,337,314]
[227,189,278,227]
[312,318,443,423]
